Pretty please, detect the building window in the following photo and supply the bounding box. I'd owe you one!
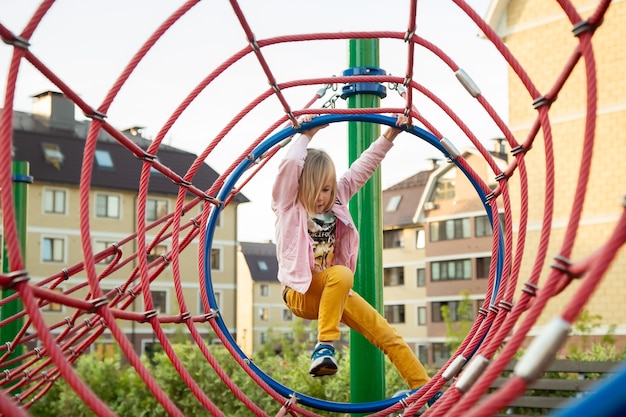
[257,260,268,271]
[260,284,269,297]
[415,228,425,249]
[42,237,65,262]
[94,150,114,169]
[259,308,269,321]
[417,345,428,364]
[260,332,267,344]
[95,194,120,219]
[282,309,293,321]
[42,142,64,169]
[93,240,118,264]
[146,198,168,222]
[150,290,167,314]
[416,268,426,287]
[434,176,455,200]
[210,248,222,270]
[433,342,452,363]
[429,218,470,242]
[384,267,404,286]
[430,259,472,281]
[147,244,168,263]
[384,304,405,324]
[93,342,116,360]
[476,257,491,279]
[386,195,402,212]
[42,287,63,312]
[43,189,66,214]
[431,300,466,323]
[417,306,427,325]
[383,229,404,248]
[475,214,505,237]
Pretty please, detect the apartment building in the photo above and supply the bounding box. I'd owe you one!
[485,0,626,345]
[383,148,507,366]
[2,91,247,357]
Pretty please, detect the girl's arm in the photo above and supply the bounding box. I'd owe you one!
[338,115,408,198]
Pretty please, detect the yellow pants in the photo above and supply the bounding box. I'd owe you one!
[283,265,430,389]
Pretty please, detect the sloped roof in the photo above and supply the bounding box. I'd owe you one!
[382,169,434,228]
[239,242,279,283]
[10,112,248,202]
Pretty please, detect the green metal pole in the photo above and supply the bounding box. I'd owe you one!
[1,161,29,384]
[347,38,385,410]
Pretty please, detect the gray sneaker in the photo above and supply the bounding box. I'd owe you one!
[309,343,338,376]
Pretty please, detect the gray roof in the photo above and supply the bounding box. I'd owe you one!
[382,170,434,227]
[239,242,278,283]
[10,111,248,202]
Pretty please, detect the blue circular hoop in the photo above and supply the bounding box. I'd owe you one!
[202,113,505,413]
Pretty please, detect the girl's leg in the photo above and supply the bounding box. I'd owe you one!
[284,266,353,376]
[284,265,353,342]
[341,290,430,389]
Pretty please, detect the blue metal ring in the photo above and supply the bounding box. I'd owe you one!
[202,113,505,413]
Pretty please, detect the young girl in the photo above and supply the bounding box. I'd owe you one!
[271,114,432,391]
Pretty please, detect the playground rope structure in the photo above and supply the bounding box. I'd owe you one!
[0,0,624,416]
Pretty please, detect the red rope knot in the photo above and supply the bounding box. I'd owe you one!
[128,288,138,299]
[3,369,10,380]
[498,300,514,312]
[34,347,43,358]
[550,254,582,278]
[190,217,200,229]
[42,370,49,381]
[532,94,556,109]
[114,286,124,296]
[202,308,218,322]
[477,307,489,317]
[84,318,93,329]
[83,109,107,121]
[511,144,530,155]
[179,311,192,323]
[485,191,498,202]
[494,172,511,181]
[69,346,78,357]
[0,269,30,290]
[572,19,602,37]
[1,32,30,49]
[159,253,170,266]
[89,296,109,313]
[65,317,74,328]
[488,304,500,315]
[175,178,192,188]
[23,370,30,380]
[62,268,70,280]
[248,37,260,53]
[4,342,13,354]
[203,194,221,206]
[521,281,540,297]
[403,29,415,42]
[278,394,298,416]
[141,309,158,322]
[100,317,107,328]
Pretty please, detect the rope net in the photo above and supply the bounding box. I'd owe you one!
[0,0,623,416]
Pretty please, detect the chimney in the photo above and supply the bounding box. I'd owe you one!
[427,157,440,170]
[492,138,508,161]
[32,91,75,131]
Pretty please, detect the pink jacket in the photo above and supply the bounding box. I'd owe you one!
[271,133,394,294]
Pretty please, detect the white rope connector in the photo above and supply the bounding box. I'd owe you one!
[455,68,481,98]
[443,355,467,381]
[440,137,461,160]
[514,317,571,382]
[455,355,490,393]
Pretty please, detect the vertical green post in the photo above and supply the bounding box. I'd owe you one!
[347,38,385,410]
[1,161,29,381]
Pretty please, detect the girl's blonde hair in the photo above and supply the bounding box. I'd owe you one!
[298,148,337,216]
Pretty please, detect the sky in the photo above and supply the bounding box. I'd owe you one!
[0,0,507,243]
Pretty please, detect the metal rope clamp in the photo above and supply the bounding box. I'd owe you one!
[340,66,387,100]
